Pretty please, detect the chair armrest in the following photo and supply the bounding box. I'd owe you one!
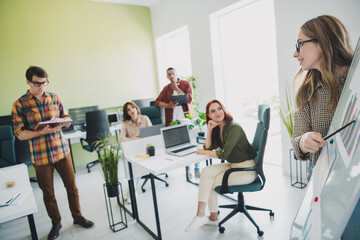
[219,166,256,194]
[80,138,88,149]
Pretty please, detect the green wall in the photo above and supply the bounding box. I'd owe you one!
[0,0,158,172]
[0,0,158,116]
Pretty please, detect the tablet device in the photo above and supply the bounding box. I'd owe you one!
[172,94,188,106]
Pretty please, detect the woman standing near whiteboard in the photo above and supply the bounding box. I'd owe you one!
[291,15,354,178]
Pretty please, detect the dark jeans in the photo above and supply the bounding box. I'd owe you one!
[34,154,81,224]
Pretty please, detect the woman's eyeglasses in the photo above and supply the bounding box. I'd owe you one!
[295,39,318,53]
[30,79,49,87]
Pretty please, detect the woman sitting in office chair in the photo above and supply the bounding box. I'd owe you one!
[185,99,257,232]
[120,101,152,142]
[120,101,152,204]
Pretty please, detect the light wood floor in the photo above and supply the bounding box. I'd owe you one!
[0,160,306,240]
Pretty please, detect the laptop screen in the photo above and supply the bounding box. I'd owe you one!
[162,125,190,149]
[140,124,165,138]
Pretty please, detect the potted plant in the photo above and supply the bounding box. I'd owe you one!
[93,134,128,232]
[278,85,307,188]
[278,84,294,140]
[185,112,206,136]
[93,134,123,197]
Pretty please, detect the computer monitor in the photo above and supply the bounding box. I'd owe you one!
[68,106,99,130]
[132,98,155,108]
[107,112,119,125]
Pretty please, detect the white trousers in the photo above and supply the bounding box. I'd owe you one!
[198,159,256,212]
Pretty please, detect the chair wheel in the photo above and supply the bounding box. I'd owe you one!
[165,174,168,178]
[258,230,264,236]
[87,168,91,173]
[142,188,146,193]
[165,183,169,187]
[219,226,225,233]
[270,212,275,218]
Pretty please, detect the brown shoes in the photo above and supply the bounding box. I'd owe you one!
[73,216,94,228]
[47,223,62,240]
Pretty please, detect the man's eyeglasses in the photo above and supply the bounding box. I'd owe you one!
[295,39,318,53]
[30,79,49,87]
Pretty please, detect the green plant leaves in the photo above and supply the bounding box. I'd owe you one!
[93,134,123,186]
[278,84,294,139]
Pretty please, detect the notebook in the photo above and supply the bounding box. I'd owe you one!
[161,124,198,157]
[140,124,165,138]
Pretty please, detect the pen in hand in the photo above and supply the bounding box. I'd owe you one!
[323,120,356,140]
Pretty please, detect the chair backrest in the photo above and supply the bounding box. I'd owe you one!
[0,125,16,168]
[140,106,162,125]
[15,137,32,166]
[85,110,110,150]
[0,115,32,166]
[251,104,270,189]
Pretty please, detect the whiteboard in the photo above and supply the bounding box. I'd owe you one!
[290,37,360,240]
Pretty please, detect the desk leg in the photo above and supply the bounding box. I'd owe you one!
[127,162,138,219]
[127,164,160,240]
[150,174,162,240]
[67,139,76,173]
[186,166,199,186]
[27,214,38,240]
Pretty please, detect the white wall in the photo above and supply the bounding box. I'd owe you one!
[150,0,360,175]
[274,0,360,175]
[150,0,240,111]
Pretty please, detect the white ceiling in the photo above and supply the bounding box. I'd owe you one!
[89,0,161,7]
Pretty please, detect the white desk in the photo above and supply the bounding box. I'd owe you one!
[122,135,208,240]
[0,164,38,240]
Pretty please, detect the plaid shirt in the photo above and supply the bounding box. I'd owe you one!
[11,90,70,165]
[292,77,346,164]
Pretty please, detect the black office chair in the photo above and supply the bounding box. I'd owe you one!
[0,125,16,168]
[80,110,110,173]
[214,104,274,236]
[138,106,169,193]
[0,116,37,181]
[140,106,162,125]
[14,137,37,182]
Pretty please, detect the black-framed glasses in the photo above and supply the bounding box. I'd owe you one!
[30,79,49,87]
[295,39,318,53]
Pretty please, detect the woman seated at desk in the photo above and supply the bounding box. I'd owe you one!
[185,99,257,232]
[120,101,152,203]
[120,101,152,142]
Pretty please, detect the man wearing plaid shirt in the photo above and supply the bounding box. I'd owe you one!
[11,66,94,240]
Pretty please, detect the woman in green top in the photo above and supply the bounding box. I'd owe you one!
[185,99,257,232]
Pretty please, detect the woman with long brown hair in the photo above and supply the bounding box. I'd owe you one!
[291,15,354,177]
[120,101,152,142]
[185,99,256,232]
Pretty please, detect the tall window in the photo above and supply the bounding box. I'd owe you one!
[155,26,192,89]
[210,0,281,165]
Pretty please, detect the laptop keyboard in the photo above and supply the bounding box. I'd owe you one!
[172,145,198,153]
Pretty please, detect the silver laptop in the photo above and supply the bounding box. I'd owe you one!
[140,124,165,138]
[161,124,198,157]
